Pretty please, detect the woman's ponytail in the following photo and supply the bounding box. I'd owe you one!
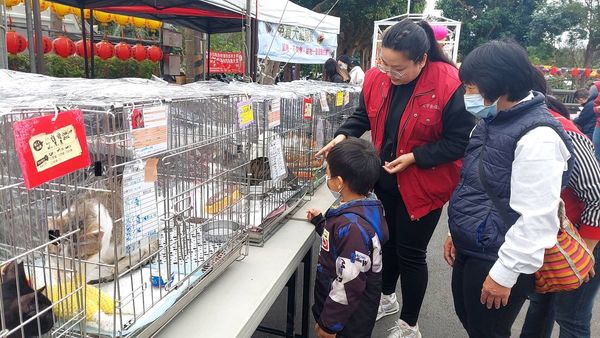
[416,21,455,66]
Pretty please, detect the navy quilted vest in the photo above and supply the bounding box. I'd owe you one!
[448,93,574,261]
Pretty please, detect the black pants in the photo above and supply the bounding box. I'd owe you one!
[376,189,442,327]
[452,252,535,338]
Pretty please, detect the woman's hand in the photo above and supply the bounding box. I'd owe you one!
[383,153,416,174]
[314,324,336,338]
[443,236,456,267]
[480,275,511,309]
[307,209,321,222]
[316,134,347,158]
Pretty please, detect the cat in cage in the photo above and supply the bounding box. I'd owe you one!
[47,180,159,284]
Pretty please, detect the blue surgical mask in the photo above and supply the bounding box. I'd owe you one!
[464,94,498,119]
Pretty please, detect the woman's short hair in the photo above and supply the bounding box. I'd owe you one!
[460,40,534,102]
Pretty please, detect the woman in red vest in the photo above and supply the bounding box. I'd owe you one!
[317,19,475,338]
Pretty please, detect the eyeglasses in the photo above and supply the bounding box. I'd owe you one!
[376,62,406,79]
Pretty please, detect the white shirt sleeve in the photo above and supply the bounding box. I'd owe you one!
[488,126,571,288]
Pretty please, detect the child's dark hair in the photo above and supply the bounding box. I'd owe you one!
[326,138,380,196]
[574,88,590,101]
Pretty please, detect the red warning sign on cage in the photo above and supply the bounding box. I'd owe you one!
[303,97,313,119]
[12,109,91,189]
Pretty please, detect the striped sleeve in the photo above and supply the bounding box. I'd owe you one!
[566,131,600,239]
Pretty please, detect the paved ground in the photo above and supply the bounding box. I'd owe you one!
[252,207,600,338]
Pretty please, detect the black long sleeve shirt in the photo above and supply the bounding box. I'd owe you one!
[336,81,475,193]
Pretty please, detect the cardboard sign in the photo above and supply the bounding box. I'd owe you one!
[130,105,168,158]
[13,109,91,189]
[268,99,281,129]
[238,100,255,128]
[303,97,313,119]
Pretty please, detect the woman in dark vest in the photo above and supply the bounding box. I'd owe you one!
[447,40,574,338]
[317,19,475,338]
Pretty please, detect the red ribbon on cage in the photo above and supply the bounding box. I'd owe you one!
[12,109,91,189]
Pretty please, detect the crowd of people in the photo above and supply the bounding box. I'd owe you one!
[307,18,600,338]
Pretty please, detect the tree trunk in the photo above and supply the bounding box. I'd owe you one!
[49,12,62,38]
[257,59,280,85]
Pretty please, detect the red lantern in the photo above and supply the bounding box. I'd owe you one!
[6,31,28,54]
[571,68,579,77]
[114,42,131,61]
[53,36,76,58]
[147,45,163,62]
[131,43,147,62]
[95,40,114,60]
[584,68,592,78]
[75,39,95,58]
[34,35,53,54]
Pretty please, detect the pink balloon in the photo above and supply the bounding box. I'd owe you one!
[431,25,448,41]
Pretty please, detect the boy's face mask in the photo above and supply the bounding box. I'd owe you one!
[326,176,343,200]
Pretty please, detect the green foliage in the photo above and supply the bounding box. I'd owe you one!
[210,32,244,52]
[7,54,159,78]
[294,0,426,66]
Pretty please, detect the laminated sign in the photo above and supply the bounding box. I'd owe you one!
[336,91,344,107]
[303,97,313,119]
[12,109,91,189]
[238,100,255,128]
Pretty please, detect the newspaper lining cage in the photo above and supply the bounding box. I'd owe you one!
[0,71,250,338]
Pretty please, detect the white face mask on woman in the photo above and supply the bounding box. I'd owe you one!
[464,93,498,119]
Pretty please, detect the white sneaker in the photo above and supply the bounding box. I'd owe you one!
[376,293,400,321]
[387,319,422,338]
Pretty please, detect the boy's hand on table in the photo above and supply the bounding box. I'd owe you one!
[307,209,322,222]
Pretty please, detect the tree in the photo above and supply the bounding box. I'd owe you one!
[294,0,425,69]
[437,0,542,59]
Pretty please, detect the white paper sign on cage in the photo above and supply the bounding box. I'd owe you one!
[268,134,287,182]
[122,161,160,253]
[130,105,168,158]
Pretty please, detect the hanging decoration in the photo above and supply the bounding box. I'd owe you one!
[52,36,76,58]
[145,19,162,32]
[132,17,146,29]
[93,11,114,25]
[1,0,21,10]
[34,35,53,54]
[131,43,147,62]
[95,40,114,60]
[114,14,132,26]
[538,64,600,79]
[147,45,163,63]
[431,25,448,41]
[75,39,95,58]
[50,2,73,18]
[114,42,131,61]
[27,0,49,11]
[72,8,90,19]
[6,30,27,54]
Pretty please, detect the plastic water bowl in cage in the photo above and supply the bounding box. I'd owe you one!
[150,264,175,288]
[203,220,240,243]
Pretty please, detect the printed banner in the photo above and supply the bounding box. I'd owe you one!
[209,51,245,74]
[12,109,91,189]
[257,21,338,64]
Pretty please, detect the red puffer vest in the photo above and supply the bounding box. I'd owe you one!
[362,62,462,220]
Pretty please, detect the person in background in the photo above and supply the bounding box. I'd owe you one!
[574,88,590,106]
[324,58,350,83]
[318,19,475,338]
[574,82,600,140]
[307,138,389,338]
[517,71,600,338]
[338,55,365,87]
[447,40,574,338]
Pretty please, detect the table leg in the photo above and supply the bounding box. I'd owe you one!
[285,269,297,338]
[301,247,312,337]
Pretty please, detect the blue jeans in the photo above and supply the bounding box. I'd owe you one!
[592,127,600,161]
[520,244,600,338]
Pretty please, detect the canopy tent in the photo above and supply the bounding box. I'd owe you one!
[45,0,340,34]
